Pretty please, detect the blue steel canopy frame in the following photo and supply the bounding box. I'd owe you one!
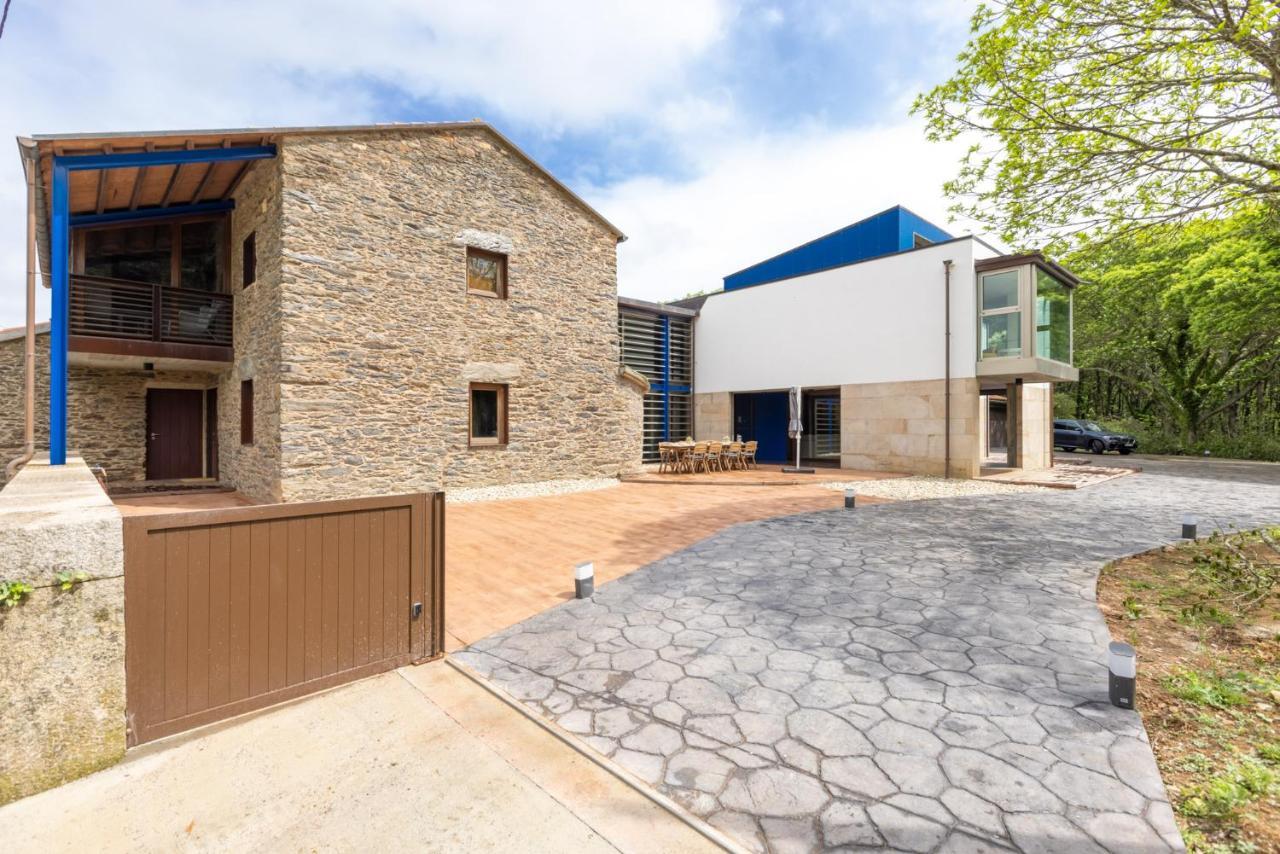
[46,144,276,465]
[648,315,691,442]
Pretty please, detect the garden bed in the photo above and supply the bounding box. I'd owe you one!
[1098,530,1280,853]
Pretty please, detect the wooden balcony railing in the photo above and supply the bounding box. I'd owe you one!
[69,275,233,351]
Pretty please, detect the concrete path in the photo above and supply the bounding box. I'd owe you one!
[456,458,1280,853]
[0,661,719,854]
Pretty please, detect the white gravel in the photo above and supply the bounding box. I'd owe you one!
[446,477,620,504]
[820,476,1048,502]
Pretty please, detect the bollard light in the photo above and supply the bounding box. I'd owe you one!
[1182,514,1198,540]
[574,561,595,599]
[1108,641,1137,709]
[844,488,856,510]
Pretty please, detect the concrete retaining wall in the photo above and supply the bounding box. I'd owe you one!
[0,457,125,804]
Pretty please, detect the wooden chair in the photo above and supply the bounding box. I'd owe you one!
[723,441,743,471]
[657,443,674,474]
[688,442,709,473]
[743,440,758,469]
[706,441,724,472]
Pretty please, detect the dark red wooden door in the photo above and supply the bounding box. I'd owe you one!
[146,388,204,479]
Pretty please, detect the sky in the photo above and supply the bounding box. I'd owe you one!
[0,0,982,327]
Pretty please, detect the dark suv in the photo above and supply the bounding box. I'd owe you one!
[1053,419,1137,455]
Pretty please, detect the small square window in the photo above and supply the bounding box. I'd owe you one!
[466,247,507,298]
[469,383,507,446]
[242,232,257,288]
[240,379,254,445]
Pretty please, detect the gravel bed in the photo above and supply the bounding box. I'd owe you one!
[445,477,620,504]
[820,475,1047,501]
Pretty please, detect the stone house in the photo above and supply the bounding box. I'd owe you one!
[9,123,645,499]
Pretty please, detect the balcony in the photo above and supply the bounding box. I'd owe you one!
[69,274,233,363]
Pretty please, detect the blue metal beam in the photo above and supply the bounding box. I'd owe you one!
[648,383,690,394]
[71,200,234,227]
[50,162,69,466]
[54,145,276,171]
[661,315,671,441]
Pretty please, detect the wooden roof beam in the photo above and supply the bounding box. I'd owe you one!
[94,145,112,214]
[190,139,231,204]
[221,136,269,201]
[159,141,194,207]
[128,142,154,211]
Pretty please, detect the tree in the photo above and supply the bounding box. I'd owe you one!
[1066,207,1280,444]
[914,0,1280,247]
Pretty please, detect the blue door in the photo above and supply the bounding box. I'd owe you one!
[733,392,790,463]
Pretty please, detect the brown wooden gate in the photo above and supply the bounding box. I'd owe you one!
[123,492,444,746]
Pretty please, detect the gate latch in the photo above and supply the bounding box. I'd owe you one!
[411,602,423,621]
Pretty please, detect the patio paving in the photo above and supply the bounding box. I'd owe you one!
[446,479,893,650]
[454,457,1280,852]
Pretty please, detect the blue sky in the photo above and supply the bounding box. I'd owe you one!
[0,0,979,326]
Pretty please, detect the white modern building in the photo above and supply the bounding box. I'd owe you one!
[619,206,1078,477]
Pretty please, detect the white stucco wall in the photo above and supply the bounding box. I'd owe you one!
[694,238,985,394]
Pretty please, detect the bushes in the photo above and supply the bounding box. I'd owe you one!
[1087,417,1280,462]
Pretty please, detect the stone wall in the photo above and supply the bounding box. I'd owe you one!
[0,457,125,804]
[0,333,214,487]
[841,378,982,478]
[219,158,285,502]
[272,128,640,501]
[0,329,49,488]
[693,392,732,441]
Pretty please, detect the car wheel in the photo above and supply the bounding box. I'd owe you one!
[1090,439,1105,454]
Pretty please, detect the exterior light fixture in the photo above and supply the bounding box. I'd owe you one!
[1108,641,1137,709]
[574,561,595,599]
[844,488,856,510]
[1182,514,1198,540]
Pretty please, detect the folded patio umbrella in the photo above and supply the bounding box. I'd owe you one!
[784,386,813,472]
[788,386,803,438]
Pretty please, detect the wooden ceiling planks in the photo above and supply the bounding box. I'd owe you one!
[36,132,273,216]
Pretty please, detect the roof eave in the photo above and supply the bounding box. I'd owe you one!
[20,121,626,243]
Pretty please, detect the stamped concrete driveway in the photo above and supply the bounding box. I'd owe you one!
[455,459,1280,853]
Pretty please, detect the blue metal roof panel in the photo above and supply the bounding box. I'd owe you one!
[723,206,952,290]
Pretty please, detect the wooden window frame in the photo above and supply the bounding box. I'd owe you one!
[242,231,257,288]
[240,379,254,446]
[468,383,508,448]
[71,212,232,294]
[465,247,508,299]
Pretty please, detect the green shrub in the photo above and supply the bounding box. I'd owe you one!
[1163,669,1252,709]
[1179,758,1277,821]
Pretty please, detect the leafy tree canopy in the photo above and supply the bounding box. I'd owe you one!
[915,0,1280,248]
[1066,206,1280,441]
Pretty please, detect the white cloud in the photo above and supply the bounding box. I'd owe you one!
[595,119,989,302]
[0,1,986,326]
[0,0,729,325]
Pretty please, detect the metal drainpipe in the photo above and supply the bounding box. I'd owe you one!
[943,260,953,479]
[5,144,38,481]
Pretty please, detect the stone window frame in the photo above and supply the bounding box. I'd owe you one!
[468,382,508,448]
[465,247,508,299]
